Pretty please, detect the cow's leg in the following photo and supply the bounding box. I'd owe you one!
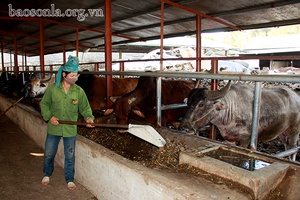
[279,129,299,161]
[166,121,181,130]
[287,133,299,161]
[237,139,250,149]
[223,140,237,146]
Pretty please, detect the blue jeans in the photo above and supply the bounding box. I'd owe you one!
[43,133,76,183]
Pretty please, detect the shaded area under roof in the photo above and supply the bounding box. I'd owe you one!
[0,0,300,56]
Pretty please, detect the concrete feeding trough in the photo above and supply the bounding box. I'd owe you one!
[179,146,290,199]
[204,146,271,171]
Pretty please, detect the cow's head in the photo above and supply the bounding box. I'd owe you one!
[103,96,145,125]
[180,81,231,133]
[28,76,52,98]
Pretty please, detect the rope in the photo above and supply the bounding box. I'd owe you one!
[189,107,215,126]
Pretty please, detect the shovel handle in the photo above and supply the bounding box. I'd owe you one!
[58,120,129,129]
[0,96,24,117]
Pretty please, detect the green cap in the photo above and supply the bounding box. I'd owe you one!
[55,55,79,87]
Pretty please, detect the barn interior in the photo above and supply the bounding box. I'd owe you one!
[1,0,300,199]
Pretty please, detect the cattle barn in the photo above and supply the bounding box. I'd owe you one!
[1,0,300,199]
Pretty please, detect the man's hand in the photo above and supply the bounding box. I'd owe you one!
[85,117,94,128]
[50,116,59,126]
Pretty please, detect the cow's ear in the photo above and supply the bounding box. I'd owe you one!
[128,97,137,105]
[103,108,114,115]
[132,106,145,118]
[40,83,47,87]
[214,102,227,110]
[133,110,145,118]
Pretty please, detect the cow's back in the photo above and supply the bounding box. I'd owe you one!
[215,84,300,144]
[112,78,139,96]
[161,79,196,125]
[108,76,196,126]
[87,75,138,110]
[130,77,196,125]
[258,86,300,141]
[162,79,196,104]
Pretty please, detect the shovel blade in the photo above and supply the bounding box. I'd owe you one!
[128,124,166,147]
[57,120,166,148]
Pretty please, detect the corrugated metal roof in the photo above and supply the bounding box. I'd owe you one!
[0,0,300,56]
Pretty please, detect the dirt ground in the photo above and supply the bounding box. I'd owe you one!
[0,114,96,200]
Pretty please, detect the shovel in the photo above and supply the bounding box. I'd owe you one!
[58,120,166,148]
[0,96,24,117]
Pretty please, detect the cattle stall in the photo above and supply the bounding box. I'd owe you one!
[2,68,300,156]
[87,70,300,151]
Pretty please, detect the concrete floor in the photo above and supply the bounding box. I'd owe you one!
[0,114,96,200]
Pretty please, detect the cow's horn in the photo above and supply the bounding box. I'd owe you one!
[29,74,35,80]
[109,96,120,103]
[40,75,53,83]
[194,79,201,88]
[205,80,231,100]
[128,97,137,105]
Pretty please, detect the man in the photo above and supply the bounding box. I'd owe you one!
[40,55,94,190]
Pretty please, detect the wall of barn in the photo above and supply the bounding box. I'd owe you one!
[0,95,210,200]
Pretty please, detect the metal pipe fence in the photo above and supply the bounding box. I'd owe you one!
[2,59,300,154]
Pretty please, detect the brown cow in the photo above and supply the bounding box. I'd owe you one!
[103,76,196,127]
[76,73,138,110]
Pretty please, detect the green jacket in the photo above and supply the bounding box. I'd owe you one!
[40,83,94,137]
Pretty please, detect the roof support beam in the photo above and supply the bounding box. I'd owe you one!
[24,51,27,71]
[164,0,240,31]
[14,34,18,76]
[105,0,113,109]
[0,16,140,44]
[0,30,90,54]
[157,0,166,127]
[40,20,45,78]
[160,1,165,72]
[21,46,24,71]
[9,49,12,70]
[196,15,201,72]
[63,43,66,64]
[1,41,4,71]
[76,28,79,57]
[212,0,300,17]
